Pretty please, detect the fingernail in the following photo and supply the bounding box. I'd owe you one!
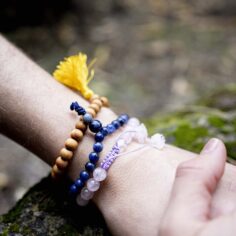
[201,138,219,154]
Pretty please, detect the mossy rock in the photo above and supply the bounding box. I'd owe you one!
[1,84,236,235]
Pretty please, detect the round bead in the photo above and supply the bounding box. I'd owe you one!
[85,162,95,172]
[100,96,109,107]
[83,113,93,124]
[86,108,96,118]
[93,142,103,153]
[60,148,73,161]
[69,184,78,195]
[93,167,107,182]
[75,120,86,132]
[55,156,68,170]
[95,132,104,142]
[81,187,94,200]
[75,179,84,188]
[135,124,148,143]
[118,117,125,126]
[107,124,115,134]
[101,127,109,136]
[89,120,102,133]
[89,103,100,113]
[150,133,166,150]
[128,117,140,127]
[70,102,76,111]
[90,94,100,101]
[52,164,63,175]
[122,132,133,144]
[117,139,127,152]
[65,138,78,151]
[87,178,100,192]
[120,114,129,123]
[92,99,102,107]
[112,120,120,129]
[80,171,90,182]
[70,129,83,141]
[76,195,88,206]
[89,152,99,164]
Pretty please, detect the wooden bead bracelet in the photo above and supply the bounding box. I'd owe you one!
[51,94,109,180]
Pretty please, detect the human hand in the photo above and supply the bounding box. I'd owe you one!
[159,138,236,236]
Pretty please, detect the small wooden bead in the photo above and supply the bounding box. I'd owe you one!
[90,94,100,102]
[65,138,78,151]
[71,129,84,141]
[86,108,96,118]
[56,156,68,170]
[52,164,63,175]
[89,103,100,113]
[92,99,103,108]
[100,96,109,107]
[60,148,73,161]
[75,120,86,132]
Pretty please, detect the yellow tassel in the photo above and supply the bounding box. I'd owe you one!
[53,53,96,100]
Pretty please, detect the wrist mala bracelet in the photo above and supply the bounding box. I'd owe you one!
[76,118,166,206]
[51,95,109,180]
[68,104,129,197]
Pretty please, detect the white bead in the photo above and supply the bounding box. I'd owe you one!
[134,124,148,143]
[117,139,127,152]
[81,187,94,200]
[87,178,100,192]
[76,195,89,206]
[127,118,140,127]
[151,133,166,150]
[93,167,107,182]
[122,132,133,144]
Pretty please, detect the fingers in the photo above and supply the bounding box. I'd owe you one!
[160,138,227,236]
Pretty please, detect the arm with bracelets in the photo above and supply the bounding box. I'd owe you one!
[1,35,236,236]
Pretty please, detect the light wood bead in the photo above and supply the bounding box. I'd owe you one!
[92,99,103,108]
[89,103,100,113]
[70,129,84,141]
[75,120,86,132]
[52,164,63,175]
[60,148,73,161]
[86,108,96,118]
[100,96,109,107]
[90,94,100,102]
[65,138,78,151]
[56,156,68,170]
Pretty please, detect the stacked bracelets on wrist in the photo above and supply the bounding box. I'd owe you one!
[51,52,166,206]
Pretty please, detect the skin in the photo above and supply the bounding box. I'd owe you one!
[0,35,236,235]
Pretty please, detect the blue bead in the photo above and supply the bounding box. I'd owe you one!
[95,132,104,142]
[89,152,99,163]
[120,114,129,123]
[83,113,93,124]
[70,102,75,110]
[93,142,103,153]
[85,162,95,172]
[107,124,115,134]
[101,127,109,136]
[112,120,120,129]
[80,171,90,181]
[118,117,125,126]
[89,120,102,133]
[69,184,78,195]
[75,179,84,188]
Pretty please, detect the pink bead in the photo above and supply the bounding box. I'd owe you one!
[76,195,89,206]
[128,118,140,127]
[81,187,94,200]
[87,178,100,192]
[93,167,107,182]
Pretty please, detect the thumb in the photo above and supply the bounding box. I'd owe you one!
[161,138,227,235]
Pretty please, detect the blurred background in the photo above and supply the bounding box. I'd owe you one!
[0,0,236,214]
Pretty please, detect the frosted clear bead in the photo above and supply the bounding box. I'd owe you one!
[76,195,89,206]
[93,167,107,182]
[134,124,148,143]
[81,187,94,200]
[151,133,166,149]
[87,178,100,192]
[127,118,140,127]
[122,132,133,144]
[117,139,127,152]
